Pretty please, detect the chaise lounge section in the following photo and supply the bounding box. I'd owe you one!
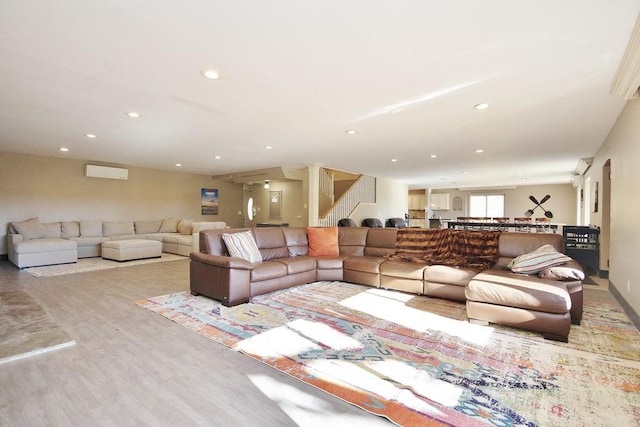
[190,226,584,341]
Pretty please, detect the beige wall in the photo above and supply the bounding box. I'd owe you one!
[0,151,244,255]
[351,177,409,226]
[430,184,577,225]
[583,98,640,319]
[246,180,305,227]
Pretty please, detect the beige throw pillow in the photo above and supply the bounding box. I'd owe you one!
[12,217,46,240]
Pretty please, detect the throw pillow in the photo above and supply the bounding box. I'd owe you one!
[507,244,572,274]
[222,230,262,263]
[539,265,585,281]
[11,217,46,240]
[159,218,180,233]
[307,227,339,257]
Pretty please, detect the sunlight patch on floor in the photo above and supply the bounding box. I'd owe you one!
[247,374,391,427]
[308,359,446,418]
[339,288,494,346]
[235,318,363,358]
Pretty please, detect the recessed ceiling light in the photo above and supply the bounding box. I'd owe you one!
[463,171,469,174]
[214,155,221,160]
[175,163,182,167]
[473,103,489,110]
[429,154,437,158]
[391,158,398,162]
[475,149,485,153]
[345,129,357,135]
[126,112,141,118]
[201,70,220,80]
[59,147,69,152]
[265,146,272,150]
[85,133,97,139]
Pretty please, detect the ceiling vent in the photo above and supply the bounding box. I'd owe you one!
[85,164,129,180]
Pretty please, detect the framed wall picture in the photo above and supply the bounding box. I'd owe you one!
[593,182,599,213]
[269,191,282,219]
[201,188,219,215]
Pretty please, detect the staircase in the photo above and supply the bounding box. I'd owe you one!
[318,168,376,227]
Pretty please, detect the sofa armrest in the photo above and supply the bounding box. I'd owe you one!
[190,252,254,270]
[7,233,24,251]
[190,253,252,306]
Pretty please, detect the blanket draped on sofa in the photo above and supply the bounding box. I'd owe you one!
[387,228,500,270]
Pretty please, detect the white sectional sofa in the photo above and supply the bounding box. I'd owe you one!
[7,217,227,268]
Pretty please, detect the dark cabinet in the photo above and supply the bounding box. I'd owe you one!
[563,226,600,275]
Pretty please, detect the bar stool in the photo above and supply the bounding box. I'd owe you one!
[535,217,552,233]
[492,217,510,231]
[514,217,532,232]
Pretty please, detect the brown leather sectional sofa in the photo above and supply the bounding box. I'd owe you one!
[190,227,584,341]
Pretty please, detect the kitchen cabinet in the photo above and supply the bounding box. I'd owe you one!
[430,193,450,210]
[408,194,425,211]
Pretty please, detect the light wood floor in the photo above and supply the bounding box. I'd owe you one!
[0,259,390,427]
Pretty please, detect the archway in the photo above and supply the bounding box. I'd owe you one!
[601,159,611,278]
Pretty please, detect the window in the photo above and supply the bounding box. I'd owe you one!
[469,194,504,217]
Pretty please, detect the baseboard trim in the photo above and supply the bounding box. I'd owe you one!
[609,280,640,331]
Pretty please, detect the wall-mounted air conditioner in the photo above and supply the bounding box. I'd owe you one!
[574,158,592,175]
[85,164,129,180]
[570,174,583,188]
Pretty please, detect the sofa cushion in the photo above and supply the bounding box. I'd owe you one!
[539,265,585,281]
[250,261,288,282]
[282,228,309,257]
[380,260,428,280]
[102,221,135,236]
[178,220,193,235]
[508,245,572,274]
[159,218,180,233]
[12,217,46,240]
[135,220,162,234]
[61,221,80,238]
[338,228,368,256]
[192,221,227,233]
[80,220,102,237]
[308,227,339,257]
[42,222,62,238]
[253,228,288,260]
[424,264,480,286]
[12,238,76,254]
[222,230,262,263]
[275,257,317,275]
[344,256,386,274]
[364,228,397,257]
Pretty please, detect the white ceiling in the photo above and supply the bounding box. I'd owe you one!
[1,1,639,189]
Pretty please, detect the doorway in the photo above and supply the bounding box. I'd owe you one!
[242,185,254,228]
[601,160,611,277]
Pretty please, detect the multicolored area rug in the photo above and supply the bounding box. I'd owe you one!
[137,282,640,426]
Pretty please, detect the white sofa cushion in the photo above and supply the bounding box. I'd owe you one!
[80,220,102,237]
[11,217,46,240]
[159,218,180,233]
[178,220,193,235]
[135,220,162,234]
[43,222,62,238]
[12,238,77,254]
[61,221,80,238]
[103,221,135,236]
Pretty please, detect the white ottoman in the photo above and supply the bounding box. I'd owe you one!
[102,239,162,262]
